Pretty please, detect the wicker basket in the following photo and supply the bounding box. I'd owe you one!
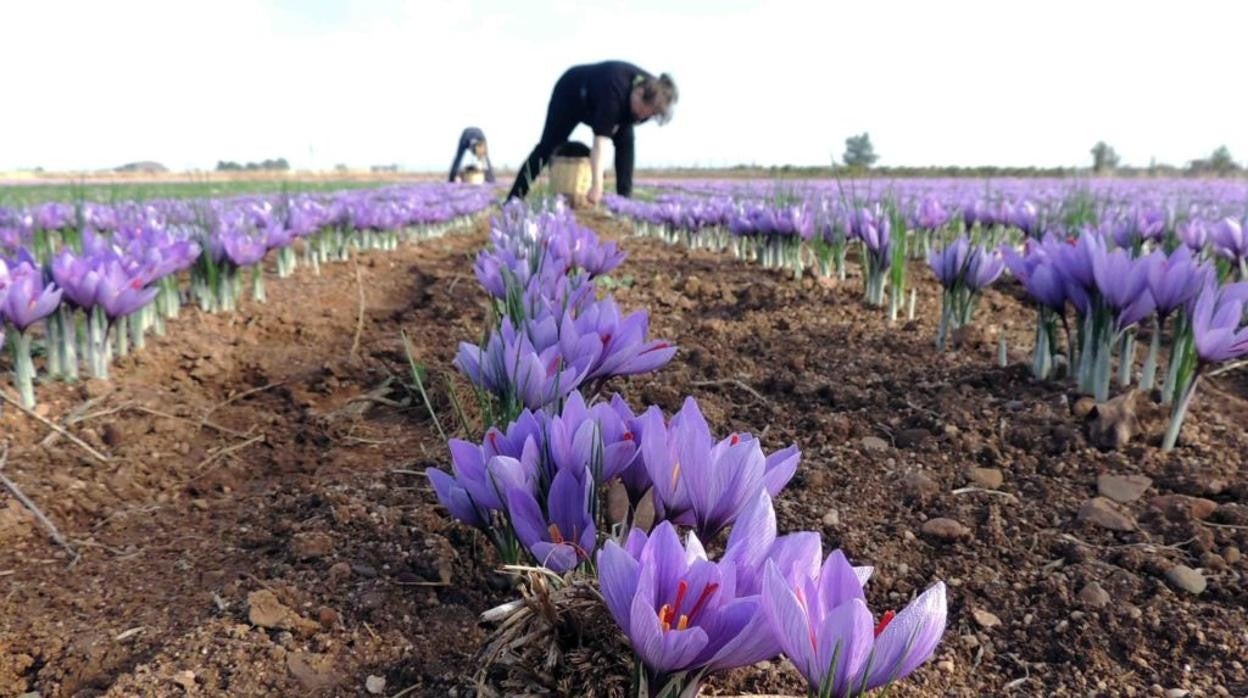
[460,169,485,185]
[549,155,591,205]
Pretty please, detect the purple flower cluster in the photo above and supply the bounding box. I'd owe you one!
[0,183,497,407]
[431,201,947,696]
[455,201,673,413]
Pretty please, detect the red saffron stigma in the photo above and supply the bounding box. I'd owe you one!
[729,433,741,446]
[874,610,896,637]
[622,431,634,441]
[671,580,689,620]
[547,523,564,544]
[686,582,719,623]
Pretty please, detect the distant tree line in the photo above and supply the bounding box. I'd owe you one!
[216,158,290,172]
[806,132,1246,178]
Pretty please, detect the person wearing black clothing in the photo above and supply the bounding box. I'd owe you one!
[507,61,677,203]
[449,127,495,183]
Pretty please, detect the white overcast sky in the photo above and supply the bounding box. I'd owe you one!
[0,0,1244,173]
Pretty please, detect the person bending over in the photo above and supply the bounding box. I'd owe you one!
[507,61,676,204]
[449,127,495,183]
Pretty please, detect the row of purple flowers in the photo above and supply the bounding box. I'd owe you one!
[427,200,947,696]
[0,184,496,409]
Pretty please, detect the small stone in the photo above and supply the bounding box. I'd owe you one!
[173,670,196,691]
[101,423,123,447]
[1150,495,1217,521]
[894,428,930,448]
[972,609,1001,628]
[821,509,840,527]
[920,518,970,542]
[317,606,340,628]
[1086,390,1141,450]
[366,675,386,695]
[351,562,379,578]
[960,634,980,649]
[1199,552,1227,571]
[247,590,320,635]
[1072,396,1098,418]
[900,472,939,498]
[83,378,112,399]
[1165,565,1206,595]
[328,562,352,585]
[287,652,336,691]
[861,436,890,452]
[1077,498,1136,532]
[1097,474,1153,504]
[291,531,334,560]
[191,498,209,511]
[1077,582,1111,609]
[1165,690,1190,698]
[969,467,1003,489]
[937,659,955,673]
[1223,546,1241,565]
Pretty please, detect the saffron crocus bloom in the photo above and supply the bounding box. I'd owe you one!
[928,237,969,289]
[762,554,947,696]
[1093,248,1155,331]
[1147,247,1209,318]
[641,396,793,540]
[564,297,677,381]
[596,522,781,690]
[454,318,596,410]
[0,262,62,330]
[1001,238,1068,312]
[1177,219,1208,252]
[1211,217,1248,263]
[94,260,158,320]
[505,467,596,573]
[221,231,268,267]
[1190,280,1248,363]
[964,246,1005,291]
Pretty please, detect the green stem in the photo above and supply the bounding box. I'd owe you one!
[12,330,37,408]
[1140,317,1162,391]
[1163,371,1201,450]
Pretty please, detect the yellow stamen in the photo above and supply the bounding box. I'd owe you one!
[677,615,689,631]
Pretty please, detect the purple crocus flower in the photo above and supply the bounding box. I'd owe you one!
[596,521,781,687]
[1093,248,1156,331]
[1147,247,1210,319]
[761,554,947,697]
[1001,237,1069,312]
[0,262,62,330]
[928,237,969,289]
[94,260,158,320]
[221,231,268,267]
[505,467,596,573]
[1177,219,1208,252]
[721,491,850,596]
[641,396,793,540]
[455,318,596,410]
[964,246,1005,291]
[914,196,949,231]
[565,298,677,381]
[1210,217,1248,262]
[1190,280,1248,363]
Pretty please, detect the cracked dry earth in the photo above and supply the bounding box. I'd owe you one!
[1,207,1246,697]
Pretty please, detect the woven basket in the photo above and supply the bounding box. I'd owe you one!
[460,169,485,185]
[549,155,591,205]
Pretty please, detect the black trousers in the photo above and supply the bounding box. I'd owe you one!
[508,75,581,200]
[507,75,637,200]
